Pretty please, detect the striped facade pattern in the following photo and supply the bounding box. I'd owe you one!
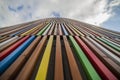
[0,18,120,80]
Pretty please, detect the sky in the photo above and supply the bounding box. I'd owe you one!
[0,0,120,32]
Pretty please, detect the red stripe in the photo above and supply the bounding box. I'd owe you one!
[74,36,117,80]
[82,27,100,36]
[0,36,29,61]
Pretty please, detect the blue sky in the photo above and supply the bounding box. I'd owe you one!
[0,0,120,32]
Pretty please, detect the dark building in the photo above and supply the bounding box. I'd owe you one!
[0,18,120,80]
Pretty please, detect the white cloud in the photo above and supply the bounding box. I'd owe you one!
[0,0,119,28]
[109,0,120,7]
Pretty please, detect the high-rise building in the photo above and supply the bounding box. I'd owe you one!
[0,18,120,80]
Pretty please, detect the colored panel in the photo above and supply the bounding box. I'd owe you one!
[75,36,117,80]
[61,24,68,35]
[87,37,120,65]
[63,36,82,80]
[0,36,29,61]
[58,24,62,35]
[67,24,79,35]
[10,24,37,36]
[16,36,47,80]
[42,23,52,35]
[54,24,58,35]
[48,23,54,35]
[37,23,51,35]
[0,36,41,80]
[21,24,42,36]
[81,36,120,78]
[103,37,120,47]
[35,36,53,80]
[70,24,84,36]
[54,36,64,80]
[0,37,21,52]
[0,36,35,74]
[0,36,18,47]
[69,36,101,80]
[97,37,120,52]
[64,23,73,35]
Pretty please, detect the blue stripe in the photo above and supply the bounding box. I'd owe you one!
[10,24,38,36]
[61,24,68,35]
[0,36,35,74]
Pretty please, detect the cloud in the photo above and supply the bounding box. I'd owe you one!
[101,0,120,32]
[51,11,60,17]
[8,4,24,12]
[8,6,16,12]
[17,5,24,11]
[0,0,120,32]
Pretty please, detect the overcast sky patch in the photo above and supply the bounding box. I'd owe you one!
[0,0,120,32]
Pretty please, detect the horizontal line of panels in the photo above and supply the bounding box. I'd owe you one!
[0,35,119,80]
[0,20,120,38]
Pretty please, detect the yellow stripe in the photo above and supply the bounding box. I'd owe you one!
[71,25,85,36]
[21,23,43,36]
[35,36,53,80]
[68,24,79,35]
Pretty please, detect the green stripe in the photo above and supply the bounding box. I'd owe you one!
[69,36,101,80]
[103,38,120,48]
[37,23,51,35]
[97,37,120,52]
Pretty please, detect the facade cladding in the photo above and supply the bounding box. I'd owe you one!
[0,18,120,80]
